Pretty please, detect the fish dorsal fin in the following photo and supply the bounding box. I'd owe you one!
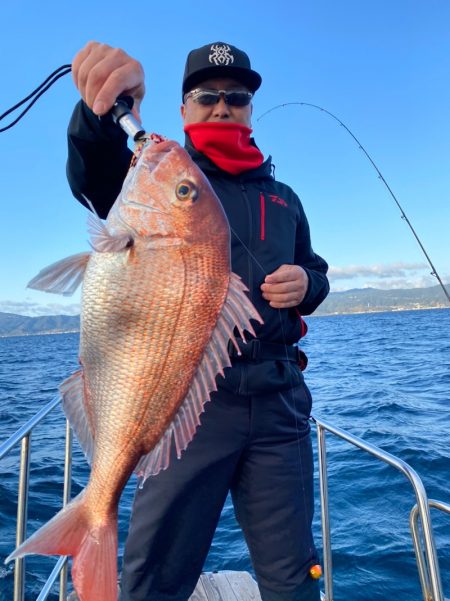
[60,369,95,465]
[135,272,263,484]
[27,252,91,296]
[87,213,132,253]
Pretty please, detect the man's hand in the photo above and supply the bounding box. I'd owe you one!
[260,264,309,309]
[72,41,145,118]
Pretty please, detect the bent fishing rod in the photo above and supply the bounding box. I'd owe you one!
[1,66,449,306]
[257,102,450,306]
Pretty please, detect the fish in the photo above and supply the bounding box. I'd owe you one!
[5,136,262,601]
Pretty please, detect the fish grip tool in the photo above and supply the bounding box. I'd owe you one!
[110,96,165,163]
[110,96,146,141]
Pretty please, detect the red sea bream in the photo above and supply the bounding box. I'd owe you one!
[6,136,262,601]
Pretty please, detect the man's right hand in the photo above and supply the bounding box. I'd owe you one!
[71,41,145,119]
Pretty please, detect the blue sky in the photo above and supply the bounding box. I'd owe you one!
[0,1,449,316]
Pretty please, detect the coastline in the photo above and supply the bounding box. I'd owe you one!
[1,306,449,338]
[312,304,449,317]
[0,329,80,339]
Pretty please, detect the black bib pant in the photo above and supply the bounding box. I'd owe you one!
[120,358,320,601]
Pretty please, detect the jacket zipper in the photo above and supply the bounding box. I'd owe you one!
[259,192,265,241]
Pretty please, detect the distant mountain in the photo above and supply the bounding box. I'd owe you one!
[0,312,80,337]
[0,284,448,336]
[314,284,449,315]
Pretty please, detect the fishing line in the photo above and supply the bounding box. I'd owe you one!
[0,64,72,133]
[257,102,450,306]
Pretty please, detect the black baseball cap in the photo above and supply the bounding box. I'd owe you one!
[182,42,262,98]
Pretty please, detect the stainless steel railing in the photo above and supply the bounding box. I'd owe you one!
[313,415,448,601]
[1,403,448,600]
[411,500,450,601]
[0,396,72,601]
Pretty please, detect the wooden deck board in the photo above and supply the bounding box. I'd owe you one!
[189,571,262,601]
[224,571,262,601]
[199,572,237,601]
[67,571,262,601]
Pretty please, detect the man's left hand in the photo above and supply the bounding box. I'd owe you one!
[260,264,309,308]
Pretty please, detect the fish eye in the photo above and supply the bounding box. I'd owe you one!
[176,180,198,202]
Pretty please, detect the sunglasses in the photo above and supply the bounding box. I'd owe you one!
[184,88,253,107]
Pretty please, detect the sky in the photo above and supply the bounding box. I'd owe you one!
[0,0,449,316]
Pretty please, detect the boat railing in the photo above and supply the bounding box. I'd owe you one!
[1,402,448,601]
[312,415,448,601]
[0,396,72,601]
[411,500,450,601]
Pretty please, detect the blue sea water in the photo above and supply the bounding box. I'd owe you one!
[0,308,449,600]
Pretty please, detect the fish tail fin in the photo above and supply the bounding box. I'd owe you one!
[71,519,118,601]
[5,493,118,601]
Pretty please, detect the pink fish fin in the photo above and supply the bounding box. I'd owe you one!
[5,493,118,601]
[60,369,95,465]
[87,212,132,253]
[27,252,91,296]
[135,272,263,485]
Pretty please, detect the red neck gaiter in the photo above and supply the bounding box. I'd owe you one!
[184,122,264,175]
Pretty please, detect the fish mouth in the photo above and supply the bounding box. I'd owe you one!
[141,139,177,174]
[122,142,176,214]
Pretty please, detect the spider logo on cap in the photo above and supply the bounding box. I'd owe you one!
[209,44,235,66]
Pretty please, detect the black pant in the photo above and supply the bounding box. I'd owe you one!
[120,360,319,601]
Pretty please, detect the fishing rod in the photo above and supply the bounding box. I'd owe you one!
[257,102,450,306]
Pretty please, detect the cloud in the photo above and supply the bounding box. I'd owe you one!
[327,262,450,292]
[0,300,80,317]
[328,262,429,280]
[364,274,442,290]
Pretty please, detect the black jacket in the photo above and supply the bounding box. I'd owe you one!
[66,101,329,346]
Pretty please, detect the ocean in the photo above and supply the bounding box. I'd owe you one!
[0,308,449,601]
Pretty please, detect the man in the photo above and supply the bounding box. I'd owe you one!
[67,41,329,601]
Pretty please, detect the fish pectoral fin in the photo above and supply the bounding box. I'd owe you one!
[135,272,263,484]
[27,252,91,296]
[60,369,95,465]
[87,212,132,252]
